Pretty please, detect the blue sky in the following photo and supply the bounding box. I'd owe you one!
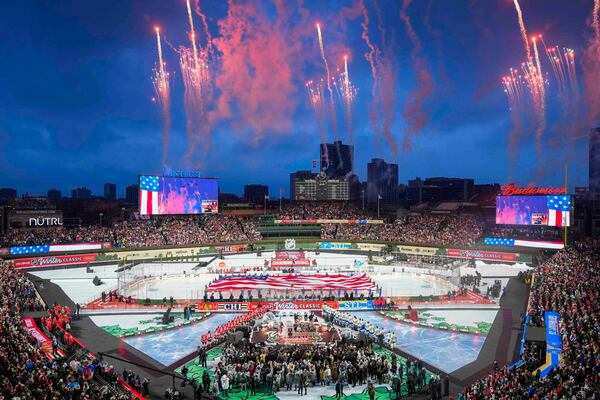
[0,0,595,197]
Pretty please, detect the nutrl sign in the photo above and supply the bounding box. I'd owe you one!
[501,184,566,196]
[27,217,63,227]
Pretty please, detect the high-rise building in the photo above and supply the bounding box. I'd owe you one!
[243,184,269,204]
[293,172,349,201]
[71,187,92,200]
[47,189,61,203]
[320,141,353,178]
[104,183,117,200]
[0,188,17,204]
[125,184,139,205]
[367,158,398,204]
[290,170,316,201]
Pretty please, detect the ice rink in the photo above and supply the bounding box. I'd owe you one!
[122,313,241,366]
[370,272,456,297]
[30,264,120,304]
[360,312,486,373]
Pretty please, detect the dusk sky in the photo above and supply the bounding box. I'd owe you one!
[1,0,598,197]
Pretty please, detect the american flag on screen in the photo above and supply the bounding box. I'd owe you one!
[547,196,570,227]
[207,274,376,292]
[140,176,162,215]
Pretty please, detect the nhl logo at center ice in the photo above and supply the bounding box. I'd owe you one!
[284,238,296,250]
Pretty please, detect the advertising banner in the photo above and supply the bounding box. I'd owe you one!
[267,301,338,311]
[197,301,339,312]
[13,253,99,269]
[10,241,112,256]
[397,245,438,255]
[22,317,53,355]
[106,246,211,261]
[338,300,374,310]
[539,311,562,377]
[446,248,517,262]
[7,209,64,229]
[484,237,564,250]
[270,259,312,267]
[274,219,384,225]
[356,243,387,251]
[319,242,352,250]
[214,244,248,254]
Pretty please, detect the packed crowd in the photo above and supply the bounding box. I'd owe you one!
[458,239,600,399]
[278,202,367,220]
[323,214,484,246]
[0,263,146,399]
[2,225,113,246]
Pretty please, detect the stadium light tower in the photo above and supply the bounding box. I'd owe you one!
[361,189,365,211]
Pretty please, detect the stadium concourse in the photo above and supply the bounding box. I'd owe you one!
[1,206,598,399]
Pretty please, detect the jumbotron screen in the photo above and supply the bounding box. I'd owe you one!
[495,195,570,227]
[138,175,218,215]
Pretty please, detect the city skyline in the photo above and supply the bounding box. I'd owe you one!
[0,1,598,195]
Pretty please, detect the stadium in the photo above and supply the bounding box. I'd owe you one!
[2,184,597,399]
[2,0,600,399]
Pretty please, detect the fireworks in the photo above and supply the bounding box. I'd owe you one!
[316,23,338,139]
[513,0,531,59]
[152,27,171,167]
[305,79,327,143]
[180,0,212,164]
[340,56,357,145]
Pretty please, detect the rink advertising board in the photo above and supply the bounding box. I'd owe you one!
[196,300,339,312]
[356,243,387,251]
[338,300,374,310]
[12,254,99,269]
[214,244,248,254]
[446,248,517,262]
[396,245,438,256]
[139,175,219,215]
[318,242,352,250]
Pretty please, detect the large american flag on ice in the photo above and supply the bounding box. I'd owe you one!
[547,196,570,227]
[139,175,161,215]
[207,274,376,292]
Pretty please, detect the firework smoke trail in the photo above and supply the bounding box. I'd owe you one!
[181,0,212,164]
[152,27,171,167]
[513,0,531,59]
[502,70,525,177]
[583,0,600,125]
[564,48,579,97]
[306,79,328,144]
[186,0,199,66]
[400,0,434,151]
[594,0,600,39]
[192,0,214,55]
[316,23,338,139]
[532,36,546,172]
[341,55,357,145]
[360,0,382,149]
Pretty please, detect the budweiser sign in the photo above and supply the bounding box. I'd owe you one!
[500,184,566,196]
[13,253,98,269]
